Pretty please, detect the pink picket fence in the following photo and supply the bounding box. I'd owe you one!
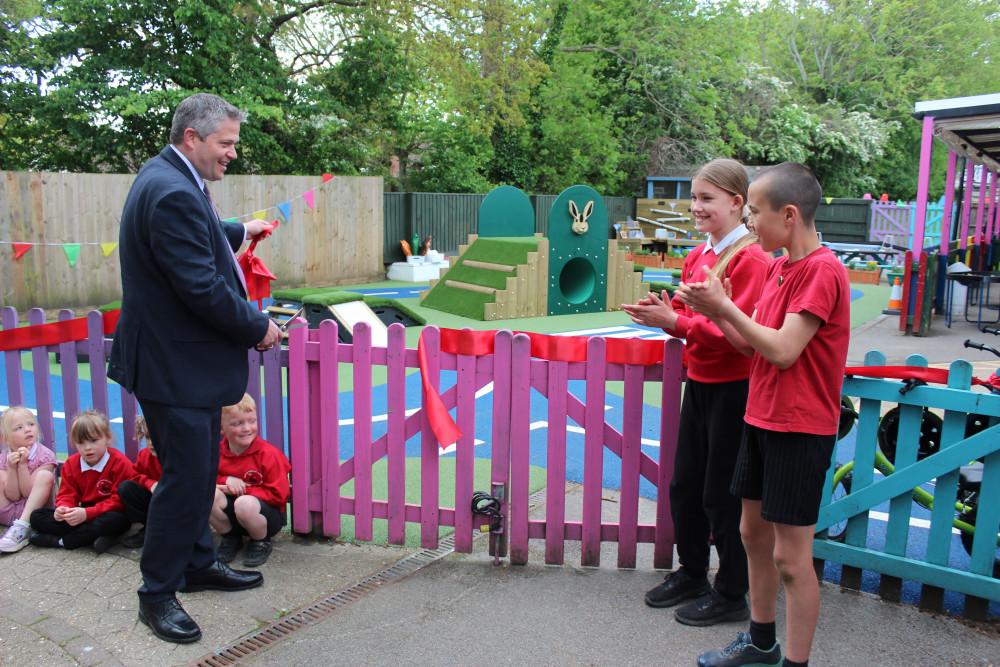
[286,321,684,568]
[2,307,683,569]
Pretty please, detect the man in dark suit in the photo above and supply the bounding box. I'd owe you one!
[109,93,282,644]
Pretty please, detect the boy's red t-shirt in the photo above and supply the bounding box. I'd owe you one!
[217,436,291,509]
[670,241,770,383]
[132,447,163,492]
[745,246,850,435]
[56,447,135,520]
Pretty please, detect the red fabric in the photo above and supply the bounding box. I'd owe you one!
[846,366,998,390]
[12,243,32,259]
[420,327,671,447]
[237,225,278,303]
[322,173,335,183]
[131,447,163,492]
[669,240,770,383]
[746,247,851,436]
[217,436,291,508]
[0,310,119,352]
[56,447,135,520]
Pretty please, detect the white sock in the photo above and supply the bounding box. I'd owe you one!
[57,538,64,547]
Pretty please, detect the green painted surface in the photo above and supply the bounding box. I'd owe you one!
[546,185,608,316]
[478,185,535,238]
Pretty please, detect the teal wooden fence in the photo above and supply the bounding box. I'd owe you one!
[815,351,1000,619]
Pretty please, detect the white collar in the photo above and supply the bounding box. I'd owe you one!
[708,224,750,256]
[26,442,41,460]
[80,449,111,473]
[169,144,206,192]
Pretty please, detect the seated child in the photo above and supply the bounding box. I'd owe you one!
[0,407,57,553]
[211,393,291,567]
[118,416,162,548]
[30,409,134,553]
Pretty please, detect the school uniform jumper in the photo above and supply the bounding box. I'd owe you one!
[668,231,770,598]
[30,447,133,549]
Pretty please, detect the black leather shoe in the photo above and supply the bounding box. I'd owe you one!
[138,597,202,644]
[180,560,263,593]
[121,526,146,549]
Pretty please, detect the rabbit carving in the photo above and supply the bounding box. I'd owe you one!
[569,200,593,235]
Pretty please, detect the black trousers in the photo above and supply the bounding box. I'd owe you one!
[136,399,221,603]
[669,378,750,599]
[30,508,130,549]
[119,479,152,525]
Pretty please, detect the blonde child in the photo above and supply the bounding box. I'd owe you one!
[680,163,849,667]
[211,394,290,567]
[29,409,134,552]
[0,407,57,553]
[118,416,163,548]
[622,158,769,626]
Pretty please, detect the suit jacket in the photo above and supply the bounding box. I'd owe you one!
[108,146,269,408]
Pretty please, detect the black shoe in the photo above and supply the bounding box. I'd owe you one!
[697,631,781,667]
[644,568,710,608]
[242,538,272,567]
[138,597,202,644]
[28,532,62,549]
[93,534,119,554]
[180,560,263,593]
[675,590,750,627]
[217,533,243,564]
[121,527,146,548]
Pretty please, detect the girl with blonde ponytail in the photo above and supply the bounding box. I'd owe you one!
[622,157,770,627]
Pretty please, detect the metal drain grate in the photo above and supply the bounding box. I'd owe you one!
[188,535,457,667]
[188,486,555,666]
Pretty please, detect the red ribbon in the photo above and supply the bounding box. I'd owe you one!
[0,310,119,352]
[420,328,669,448]
[237,236,278,305]
[846,366,998,390]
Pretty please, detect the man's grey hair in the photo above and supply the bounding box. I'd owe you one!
[169,93,248,144]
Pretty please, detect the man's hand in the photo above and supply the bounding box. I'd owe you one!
[621,290,678,330]
[244,220,277,242]
[256,319,282,351]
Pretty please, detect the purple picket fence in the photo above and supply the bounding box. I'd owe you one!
[2,307,683,569]
[287,322,684,569]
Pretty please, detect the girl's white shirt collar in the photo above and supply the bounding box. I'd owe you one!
[80,448,111,473]
[707,224,750,256]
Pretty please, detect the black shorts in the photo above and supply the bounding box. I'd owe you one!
[220,494,286,539]
[730,424,836,526]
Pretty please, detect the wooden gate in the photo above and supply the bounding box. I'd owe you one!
[286,322,684,568]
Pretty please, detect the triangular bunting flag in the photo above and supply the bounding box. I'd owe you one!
[825,197,833,204]
[63,244,82,266]
[303,189,315,209]
[101,242,118,257]
[322,173,334,183]
[253,210,267,220]
[12,243,33,259]
[222,217,238,223]
[277,201,291,222]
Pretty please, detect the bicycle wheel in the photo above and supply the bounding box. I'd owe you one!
[958,503,1000,579]
[876,406,942,464]
[838,395,858,441]
[826,463,852,543]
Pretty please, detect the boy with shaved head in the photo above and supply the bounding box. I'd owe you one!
[678,162,850,667]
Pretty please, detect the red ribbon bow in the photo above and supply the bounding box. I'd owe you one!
[237,222,278,306]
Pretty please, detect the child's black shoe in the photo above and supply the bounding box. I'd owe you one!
[28,532,62,549]
[121,526,146,548]
[243,538,272,567]
[93,534,118,554]
[217,533,243,563]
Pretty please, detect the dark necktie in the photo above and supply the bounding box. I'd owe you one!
[204,184,248,295]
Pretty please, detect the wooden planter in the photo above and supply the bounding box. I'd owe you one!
[661,256,686,270]
[626,253,662,268]
[846,268,882,284]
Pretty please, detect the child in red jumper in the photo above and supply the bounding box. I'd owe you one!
[210,394,290,567]
[118,416,163,548]
[30,409,133,552]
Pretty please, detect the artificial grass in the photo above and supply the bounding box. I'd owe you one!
[273,287,426,325]
[420,237,542,320]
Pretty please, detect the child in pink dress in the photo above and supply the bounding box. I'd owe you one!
[0,407,57,553]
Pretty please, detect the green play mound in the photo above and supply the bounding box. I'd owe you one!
[420,237,541,320]
[272,288,425,325]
